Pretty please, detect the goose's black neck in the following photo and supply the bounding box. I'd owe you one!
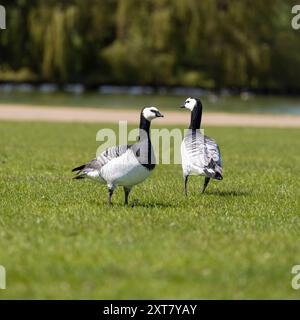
[137,112,155,171]
[139,114,151,138]
[189,100,202,130]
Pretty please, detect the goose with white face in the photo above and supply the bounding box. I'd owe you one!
[142,107,164,121]
[181,97,197,111]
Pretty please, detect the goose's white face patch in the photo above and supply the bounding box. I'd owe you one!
[143,107,161,121]
[183,98,197,111]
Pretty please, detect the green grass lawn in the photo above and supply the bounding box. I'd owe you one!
[0,121,299,299]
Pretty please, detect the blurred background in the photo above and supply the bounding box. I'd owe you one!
[0,0,300,114]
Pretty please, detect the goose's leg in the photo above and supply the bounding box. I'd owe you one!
[107,187,115,207]
[184,175,189,196]
[202,177,210,194]
[123,187,131,206]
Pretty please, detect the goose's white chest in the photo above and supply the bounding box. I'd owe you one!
[100,149,151,187]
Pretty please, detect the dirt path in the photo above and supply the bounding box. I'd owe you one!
[0,104,299,127]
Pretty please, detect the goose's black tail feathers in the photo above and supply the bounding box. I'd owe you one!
[214,172,223,180]
[72,164,86,173]
[72,164,87,180]
[73,175,85,180]
[72,159,102,180]
[205,159,223,180]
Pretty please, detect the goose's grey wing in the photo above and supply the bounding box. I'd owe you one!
[204,135,222,167]
[72,144,132,179]
[97,144,132,165]
[182,131,222,178]
[182,131,210,166]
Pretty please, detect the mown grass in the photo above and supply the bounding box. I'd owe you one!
[0,121,299,299]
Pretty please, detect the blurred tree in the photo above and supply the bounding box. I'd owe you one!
[0,0,299,91]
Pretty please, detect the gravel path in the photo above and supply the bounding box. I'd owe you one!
[0,104,299,127]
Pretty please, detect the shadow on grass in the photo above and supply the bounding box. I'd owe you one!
[129,200,178,208]
[205,190,249,197]
[90,190,249,207]
[96,199,178,208]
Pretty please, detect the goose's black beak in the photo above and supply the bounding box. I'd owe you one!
[180,104,185,108]
[156,111,164,118]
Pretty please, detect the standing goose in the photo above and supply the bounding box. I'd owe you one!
[180,97,223,195]
[72,107,164,206]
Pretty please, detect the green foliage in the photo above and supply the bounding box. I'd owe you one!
[0,122,299,298]
[0,0,299,89]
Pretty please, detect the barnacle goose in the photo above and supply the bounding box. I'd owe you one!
[72,107,164,206]
[180,97,223,195]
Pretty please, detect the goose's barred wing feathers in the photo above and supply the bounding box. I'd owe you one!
[99,144,132,164]
[202,135,222,179]
[183,131,223,179]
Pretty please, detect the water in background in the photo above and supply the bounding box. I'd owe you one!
[0,84,300,114]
